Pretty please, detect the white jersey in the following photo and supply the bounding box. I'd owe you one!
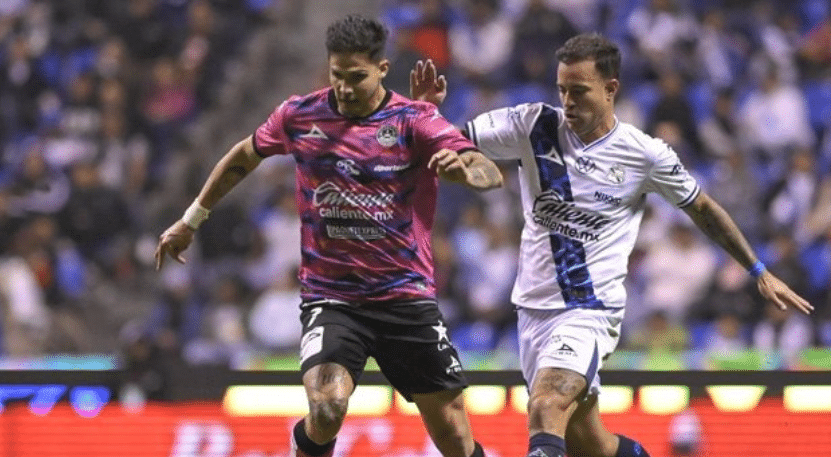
[466,103,700,310]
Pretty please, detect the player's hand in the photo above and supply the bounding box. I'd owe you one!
[756,271,814,314]
[410,59,446,106]
[155,220,195,271]
[428,148,468,184]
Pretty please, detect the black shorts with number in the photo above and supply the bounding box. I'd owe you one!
[298,298,468,401]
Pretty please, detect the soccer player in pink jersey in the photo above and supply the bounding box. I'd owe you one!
[155,14,502,457]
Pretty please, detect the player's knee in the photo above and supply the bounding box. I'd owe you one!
[308,397,348,434]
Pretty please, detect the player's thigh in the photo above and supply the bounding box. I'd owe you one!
[565,394,618,457]
[372,318,468,402]
[519,307,622,400]
[299,305,371,387]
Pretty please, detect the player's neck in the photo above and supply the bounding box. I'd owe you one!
[345,86,388,118]
[577,114,616,145]
[364,86,388,116]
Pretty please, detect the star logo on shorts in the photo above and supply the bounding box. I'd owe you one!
[433,322,449,343]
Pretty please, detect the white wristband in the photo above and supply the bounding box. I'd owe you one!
[182,200,210,230]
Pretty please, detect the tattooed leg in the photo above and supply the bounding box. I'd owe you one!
[527,367,587,437]
[301,363,354,443]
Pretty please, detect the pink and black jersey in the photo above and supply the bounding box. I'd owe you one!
[254,88,475,303]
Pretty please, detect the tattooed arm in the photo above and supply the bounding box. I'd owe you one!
[193,135,262,209]
[428,149,504,191]
[459,150,504,190]
[683,191,813,314]
[155,136,262,269]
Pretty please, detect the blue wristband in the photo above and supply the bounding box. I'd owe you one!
[749,260,766,278]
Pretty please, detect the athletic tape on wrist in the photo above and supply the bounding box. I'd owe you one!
[182,201,210,230]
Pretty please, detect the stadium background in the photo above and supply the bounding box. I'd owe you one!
[1,0,831,456]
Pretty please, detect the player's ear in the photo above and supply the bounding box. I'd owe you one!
[378,58,390,78]
[606,79,619,100]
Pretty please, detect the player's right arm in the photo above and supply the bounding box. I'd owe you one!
[155,135,262,270]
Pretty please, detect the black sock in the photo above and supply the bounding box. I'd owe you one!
[469,441,485,457]
[293,419,335,457]
[615,435,650,457]
[527,432,566,457]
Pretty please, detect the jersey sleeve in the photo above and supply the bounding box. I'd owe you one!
[253,99,293,158]
[645,139,701,208]
[411,105,477,157]
[464,103,540,160]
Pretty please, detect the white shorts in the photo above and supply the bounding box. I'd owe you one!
[518,307,624,398]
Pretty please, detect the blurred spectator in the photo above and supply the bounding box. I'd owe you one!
[0,34,49,141]
[467,222,517,329]
[697,88,745,161]
[801,223,831,312]
[762,146,819,241]
[512,0,577,60]
[703,311,749,356]
[739,63,815,186]
[248,272,302,352]
[113,0,176,61]
[690,259,758,328]
[504,45,557,106]
[803,174,831,243]
[184,274,252,367]
[384,25,427,97]
[177,0,228,109]
[96,107,150,201]
[7,144,71,215]
[144,264,203,352]
[640,221,718,323]
[696,8,748,90]
[0,190,25,253]
[748,1,801,85]
[752,301,814,368]
[705,150,764,246]
[449,0,515,85]
[450,200,489,294]
[627,310,689,353]
[57,161,131,266]
[0,256,51,356]
[141,57,197,174]
[60,72,102,144]
[647,71,703,168]
[797,7,831,78]
[626,0,699,79]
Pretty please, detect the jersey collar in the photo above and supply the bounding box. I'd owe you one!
[567,116,620,151]
[327,88,393,120]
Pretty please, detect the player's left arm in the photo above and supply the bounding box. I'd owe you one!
[428,148,503,190]
[682,191,814,314]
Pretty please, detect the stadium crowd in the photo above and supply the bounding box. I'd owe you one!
[1,0,830,371]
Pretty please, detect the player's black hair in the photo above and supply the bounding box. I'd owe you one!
[555,33,621,80]
[325,15,388,61]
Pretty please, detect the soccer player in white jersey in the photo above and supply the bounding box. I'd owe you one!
[412,33,813,457]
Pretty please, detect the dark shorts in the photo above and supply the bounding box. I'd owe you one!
[298,298,468,401]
